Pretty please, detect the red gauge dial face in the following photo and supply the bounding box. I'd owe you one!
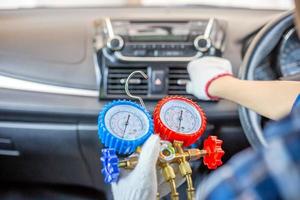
[159,99,202,135]
[154,96,206,146]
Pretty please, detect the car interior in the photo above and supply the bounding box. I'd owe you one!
[0,0,298,199]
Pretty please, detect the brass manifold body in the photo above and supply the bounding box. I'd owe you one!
[118,140,208,200]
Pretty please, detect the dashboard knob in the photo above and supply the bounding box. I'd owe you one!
[194,35,211,52]
[106,35,124,51]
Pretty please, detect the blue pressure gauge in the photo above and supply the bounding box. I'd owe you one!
[98,100,153,155]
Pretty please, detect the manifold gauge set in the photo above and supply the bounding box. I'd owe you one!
[98,71,224,200]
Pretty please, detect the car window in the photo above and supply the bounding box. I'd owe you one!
[0,0,294,10]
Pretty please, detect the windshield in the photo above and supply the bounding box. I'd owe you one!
[1,0,294,10]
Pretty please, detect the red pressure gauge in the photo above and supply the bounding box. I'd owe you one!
[154,96,207,146]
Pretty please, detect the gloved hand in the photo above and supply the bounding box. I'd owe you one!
[111,134,160,200]
[186,56,233,100]
[111,134,185,200]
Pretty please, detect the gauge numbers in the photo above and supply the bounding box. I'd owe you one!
[104,105,150,140]
[159,100,201,134]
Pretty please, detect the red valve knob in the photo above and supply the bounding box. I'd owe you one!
[203,136,224,169]
[154,96,207,147]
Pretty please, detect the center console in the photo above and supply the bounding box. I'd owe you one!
[97,18,227,100]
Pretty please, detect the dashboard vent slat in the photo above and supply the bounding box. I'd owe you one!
[168,66,193,98]
[169,74,190,79]
[107,66,148,96]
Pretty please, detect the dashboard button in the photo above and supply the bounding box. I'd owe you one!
[151,70,165,94]
[133,50,147,56]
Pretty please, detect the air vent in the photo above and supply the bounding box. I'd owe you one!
[107,66,148,96]
[168,66,193,98]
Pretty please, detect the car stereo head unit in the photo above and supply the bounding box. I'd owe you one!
[101,18,226,62]
[96,18,227,100]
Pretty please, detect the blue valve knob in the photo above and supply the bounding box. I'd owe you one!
[98,100,153,155]
[100,148,120,183]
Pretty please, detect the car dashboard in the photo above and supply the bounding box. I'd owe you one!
[0,6,287,199]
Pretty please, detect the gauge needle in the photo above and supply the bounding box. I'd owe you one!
[123,114,131,137]
[178,110,183,131]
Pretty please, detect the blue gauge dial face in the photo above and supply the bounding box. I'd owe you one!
[159,100,201,134]
[104,105,150,140]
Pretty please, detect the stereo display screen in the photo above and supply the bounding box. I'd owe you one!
[128,22,189,42]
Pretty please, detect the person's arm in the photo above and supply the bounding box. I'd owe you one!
[209,76,300,120]
[186,57,300,120]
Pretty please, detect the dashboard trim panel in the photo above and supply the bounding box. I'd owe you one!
[0,75,99,97]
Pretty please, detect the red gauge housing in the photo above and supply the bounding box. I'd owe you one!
[154,96,207,147]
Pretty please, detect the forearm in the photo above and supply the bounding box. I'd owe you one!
[209,76,300,120]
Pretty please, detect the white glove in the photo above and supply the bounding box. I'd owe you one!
[186,56,233,101]
[111,135,185,200]
[112,134,160,200]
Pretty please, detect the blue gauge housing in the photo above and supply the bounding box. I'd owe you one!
[98,100,153,155]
